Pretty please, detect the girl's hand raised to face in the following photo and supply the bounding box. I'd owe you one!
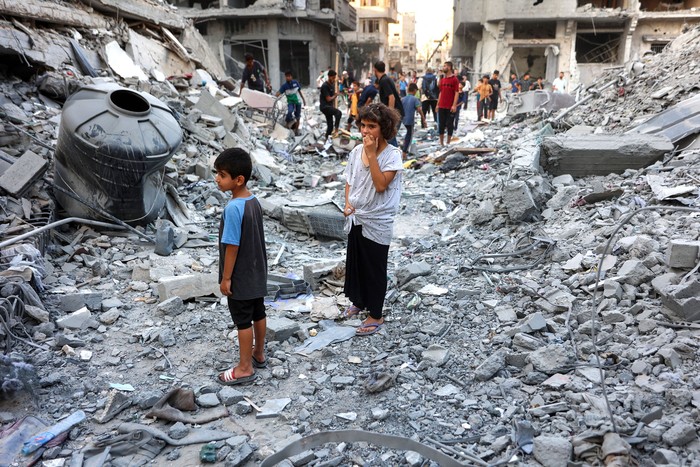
[363,134,378,156]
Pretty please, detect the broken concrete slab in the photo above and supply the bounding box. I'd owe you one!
[156,273,219,301]
[193,89,237,132]
[661,277,700,322]
[666,240,700,269]
[0,0,112,29]
[502,180,539,222]
[541,133,673,177]
[0,150,47,196]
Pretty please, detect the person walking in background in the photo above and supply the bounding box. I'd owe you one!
[319,70,342,139]
[420,67,439,125]
[374,61,405,147]
[358,79,379,107]
[239,53,270,95]
[520,73,532,92]
[342,103,403,336]
[510,73,520,93]
[487,70,502,120]
[346,81,361,131]
[398,73,408,97]
[552,71,568,93]
[453,82,467,132]
[214,148,268,386]
[400,83,426,160]
[437,61,460,146]
[474,75,492,122]
[276,70,306,136]
[531,76,545,91]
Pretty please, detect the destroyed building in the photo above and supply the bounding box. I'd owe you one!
[345,0,399,78]
[452,0,700,85]
[173,0,357,88]
[387,11,418,73]
[0,0,700,465]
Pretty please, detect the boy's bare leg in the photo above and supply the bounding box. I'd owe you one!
[235,327,254,376]
[252,317,266,362]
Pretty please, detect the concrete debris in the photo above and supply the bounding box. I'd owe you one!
[541,133,674,177]
[1,0,700,465]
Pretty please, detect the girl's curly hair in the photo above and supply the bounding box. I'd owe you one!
[358,103,401,141]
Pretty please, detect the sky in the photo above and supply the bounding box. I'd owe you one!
[398,0,453,58]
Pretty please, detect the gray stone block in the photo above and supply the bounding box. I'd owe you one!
[396,261,432,287]
[666,240,700,269]
[267,316,300,342]
[502,180,539,222]
[0,150,47,196]
[59,292,103,312]
[157,296,185,316]
[157,273,219,301]
[541,133,673,177]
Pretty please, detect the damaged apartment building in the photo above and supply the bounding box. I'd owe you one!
[452,0,700,85]
[172,0,357,88]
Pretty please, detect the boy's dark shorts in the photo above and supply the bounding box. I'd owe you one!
[489,96,499,110]
[227,297,266,330]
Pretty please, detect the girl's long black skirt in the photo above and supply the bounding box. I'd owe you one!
[343,224,389,320]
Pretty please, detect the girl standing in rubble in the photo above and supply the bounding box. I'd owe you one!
[342,103,403,336]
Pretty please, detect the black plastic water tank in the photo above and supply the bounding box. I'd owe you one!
[54,82,182,225]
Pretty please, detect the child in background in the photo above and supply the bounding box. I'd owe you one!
[215,148,268,386]
[276,70,306,136]
[400,83,426,160]
[346,81,360,131]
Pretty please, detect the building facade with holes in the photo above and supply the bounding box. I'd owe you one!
[344,0,398,82]
[173,0,357,89]
[452,0,700,88]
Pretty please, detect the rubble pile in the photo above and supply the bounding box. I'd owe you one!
[559,26,700,132]
[0,2,699,465]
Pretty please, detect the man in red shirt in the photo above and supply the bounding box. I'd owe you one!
[437,61,460,147]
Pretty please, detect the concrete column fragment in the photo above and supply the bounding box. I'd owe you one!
[540,134,673,177]
[0,150,47,196]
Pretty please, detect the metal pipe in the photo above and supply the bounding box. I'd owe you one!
[0,218,125,249]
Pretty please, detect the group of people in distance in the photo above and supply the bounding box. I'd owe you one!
[220,56,573,387]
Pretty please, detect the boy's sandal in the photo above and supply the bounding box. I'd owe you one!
[216,368,256,386]
[252,356,268,369]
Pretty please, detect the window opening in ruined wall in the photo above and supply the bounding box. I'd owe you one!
[363,19,380,33]
[576,32,621,63]
[640,0,691,11]
[513,22,557,39]
[577,0,623,7]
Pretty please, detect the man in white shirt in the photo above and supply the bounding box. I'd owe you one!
[552,71,568,93]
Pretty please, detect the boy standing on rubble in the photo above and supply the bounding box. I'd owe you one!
[277,70,306,136]
[214,148,268,386]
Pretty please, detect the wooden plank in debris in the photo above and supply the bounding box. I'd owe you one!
[452,147,498,154]
[161,27,191,62]
[0,0,112,29]
[78,0,189,31]
[0,150,47,196]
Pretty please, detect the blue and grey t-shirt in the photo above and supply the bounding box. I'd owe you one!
[218,195,267,300]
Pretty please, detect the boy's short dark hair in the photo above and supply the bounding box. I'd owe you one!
[352,80,360,86]
[284,70,294,76]
[374,61,386,73]
[328,70,337,77]
[408,83,418,92]
[214,148,253,184]
[358,103,401,141]
[244,53,254,61]
[493,70,500,75]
